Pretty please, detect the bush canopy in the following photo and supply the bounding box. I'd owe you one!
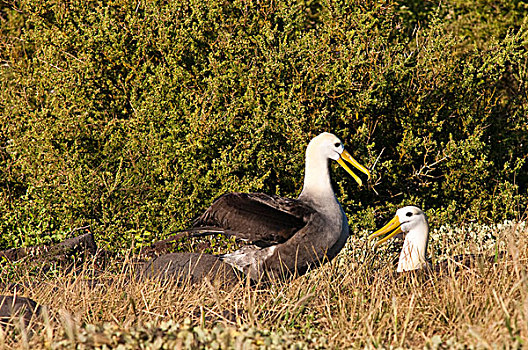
[1,0,527,251]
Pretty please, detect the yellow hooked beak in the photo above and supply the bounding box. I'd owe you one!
[368,215,403,249]
[336,149,371,186]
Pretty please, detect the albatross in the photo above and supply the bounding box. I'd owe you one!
[368,206,506,274]
[368,206,431,272]
[143,132,371,282]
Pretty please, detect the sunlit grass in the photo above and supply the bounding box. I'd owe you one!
[0,222,527,348]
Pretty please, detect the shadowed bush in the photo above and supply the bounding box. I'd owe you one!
[0,0,527,251]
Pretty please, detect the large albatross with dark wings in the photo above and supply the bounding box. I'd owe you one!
[143,132,371,282]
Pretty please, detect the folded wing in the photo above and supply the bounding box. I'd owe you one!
[189,192,314,247]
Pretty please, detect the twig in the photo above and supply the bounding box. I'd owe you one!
[412,156,448,178]
[66,225,92,236]
[370,148,384,172]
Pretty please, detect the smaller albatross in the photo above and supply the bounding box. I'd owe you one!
[143,132,371,282]
[368,206,431,272]
[368,206,506,274]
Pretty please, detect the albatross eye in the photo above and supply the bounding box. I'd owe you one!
[334,142,341,148]
[406,212,413,217]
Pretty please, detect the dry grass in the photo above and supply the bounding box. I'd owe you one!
[1,222,527,349]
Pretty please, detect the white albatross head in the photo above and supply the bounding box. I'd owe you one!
[368,206,430,272]
[305,132,371,187]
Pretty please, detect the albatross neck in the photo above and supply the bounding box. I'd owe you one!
[298,149,336,205]
[397,225,430,272]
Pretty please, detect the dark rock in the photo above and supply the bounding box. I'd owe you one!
[140,233,193,258]
[0,232,97,264]
[0,295,41,326]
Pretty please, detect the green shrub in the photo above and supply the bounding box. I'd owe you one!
[1,0,527,251]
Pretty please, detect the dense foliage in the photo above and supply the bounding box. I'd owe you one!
[1,0,527,251]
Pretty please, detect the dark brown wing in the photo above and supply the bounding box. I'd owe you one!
[191,192,315,246]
